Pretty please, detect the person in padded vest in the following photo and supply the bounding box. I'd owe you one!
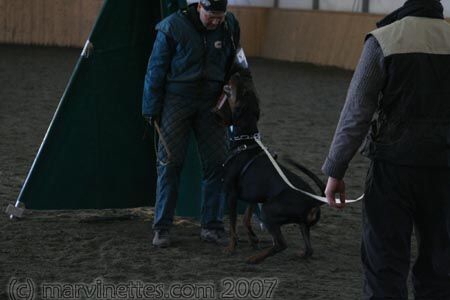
[142,0,240,248]
[322,0,450,299]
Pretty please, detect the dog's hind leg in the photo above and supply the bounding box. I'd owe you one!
[243,204,260,249]
[298,224,313,258]
[246,224,287,264]
[224,191,239,254]
[298,206,320,258]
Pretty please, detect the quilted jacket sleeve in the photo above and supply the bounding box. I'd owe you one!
[142,30,175,117]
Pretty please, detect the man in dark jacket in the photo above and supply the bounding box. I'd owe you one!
[322,0,450,299]
[142,0,240,248]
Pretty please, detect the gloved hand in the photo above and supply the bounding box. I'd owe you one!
[144,115,160,127]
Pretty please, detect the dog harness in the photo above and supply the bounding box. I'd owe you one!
[222,141,277,180]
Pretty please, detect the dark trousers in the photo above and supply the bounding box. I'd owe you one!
[153,93,228,231]
[362,160,450,300]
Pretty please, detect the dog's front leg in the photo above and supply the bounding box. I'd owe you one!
[246,224,287,264]
[224,191,238,254]
[243,204,259,249]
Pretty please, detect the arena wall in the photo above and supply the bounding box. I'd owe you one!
[0,0,103,47]
[0,1,449,70]
[232,7,381,70]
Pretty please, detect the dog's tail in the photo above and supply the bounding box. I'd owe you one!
[284,158,326,197]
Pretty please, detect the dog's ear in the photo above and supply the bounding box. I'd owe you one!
[239,68,253,79]
[246,89,260,120]
[255,104,261,121]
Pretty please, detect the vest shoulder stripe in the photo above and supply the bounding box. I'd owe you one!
[369,17,450,57]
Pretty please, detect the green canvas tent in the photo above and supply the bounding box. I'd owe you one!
[13,0,207,217]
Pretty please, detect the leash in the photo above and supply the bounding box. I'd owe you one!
[253,137,364,205]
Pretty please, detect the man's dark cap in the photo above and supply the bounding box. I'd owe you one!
[200,0,228,12]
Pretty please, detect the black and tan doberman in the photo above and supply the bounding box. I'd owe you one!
[213,68,326,264]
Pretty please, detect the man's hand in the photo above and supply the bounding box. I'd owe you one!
[325,177,346,209]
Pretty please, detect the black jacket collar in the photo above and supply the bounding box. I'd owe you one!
[377,0,444,28]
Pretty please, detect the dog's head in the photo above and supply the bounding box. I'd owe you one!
[212,66,260,126]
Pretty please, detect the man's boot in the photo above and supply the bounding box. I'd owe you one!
[152,230,171,248]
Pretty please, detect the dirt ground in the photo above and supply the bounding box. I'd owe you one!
[0,45,397,300]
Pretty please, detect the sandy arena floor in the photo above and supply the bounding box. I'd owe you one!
[0,45,398,300]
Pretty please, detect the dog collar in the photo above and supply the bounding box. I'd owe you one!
[230,132,261,141]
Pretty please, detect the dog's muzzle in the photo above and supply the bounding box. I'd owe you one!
[212,85,233,126]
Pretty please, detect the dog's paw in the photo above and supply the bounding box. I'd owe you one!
[223,245,236,255]
[298,249,313,259]
[249,240,260,250]
[246,254,265,264]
